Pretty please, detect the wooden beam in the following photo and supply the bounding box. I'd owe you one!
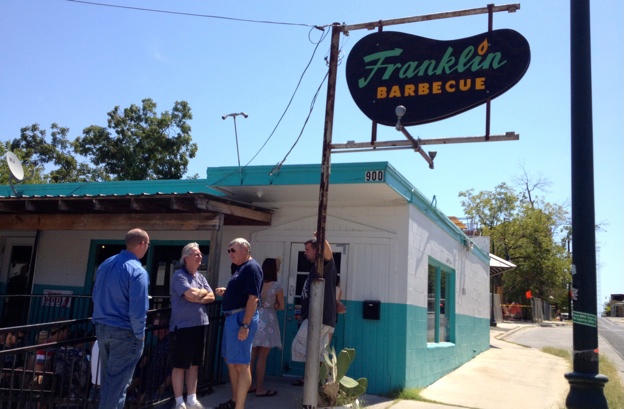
[0,201,24,213]
[170,197,198,212]
[0,213,221,231]
[93,198,124,212]
[195,197,272,224]
[207,213,224,289]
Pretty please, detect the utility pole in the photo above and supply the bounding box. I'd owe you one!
[303,22,342,409]
[564,1,608,407]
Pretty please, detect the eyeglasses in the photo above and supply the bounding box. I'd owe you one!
[188,253,203,258]
[227,248,237,254]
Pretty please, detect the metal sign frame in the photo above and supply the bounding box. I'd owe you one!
[304,4,523,408]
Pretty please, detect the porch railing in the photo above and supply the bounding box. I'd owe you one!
[0,295,225,408]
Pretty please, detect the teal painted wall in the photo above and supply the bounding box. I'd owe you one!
[333,300,489,395]
[23,283,489,396]
[340,301,408,395]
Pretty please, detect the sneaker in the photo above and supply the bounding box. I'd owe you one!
[173,402,186,409]
[186,401,205,409]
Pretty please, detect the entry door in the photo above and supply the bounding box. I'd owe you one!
[1,238,34,326]
[281,242,347,377]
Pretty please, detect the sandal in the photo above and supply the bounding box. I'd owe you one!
[256,390,277,398]
[291,379,304,386]
[215,399,235,409]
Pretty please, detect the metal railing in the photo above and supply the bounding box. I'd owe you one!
[1,294,94,329]
[0,296,225,408]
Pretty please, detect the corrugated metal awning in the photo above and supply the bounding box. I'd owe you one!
[490,253,516,276]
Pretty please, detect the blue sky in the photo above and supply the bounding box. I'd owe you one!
[0,1,623,308]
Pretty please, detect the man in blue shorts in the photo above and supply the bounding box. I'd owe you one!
[215,238,262,409]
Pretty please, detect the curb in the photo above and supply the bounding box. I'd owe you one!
[493,321,570,341]
[493,325,525,340]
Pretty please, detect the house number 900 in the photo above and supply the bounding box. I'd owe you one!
[365,170,384,182]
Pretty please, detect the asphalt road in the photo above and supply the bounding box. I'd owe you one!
[503,319,624,380]
[598,317,624,358]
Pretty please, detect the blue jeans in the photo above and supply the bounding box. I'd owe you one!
[95,323,144,409]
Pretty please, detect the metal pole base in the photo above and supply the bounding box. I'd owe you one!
[565,372,609,409]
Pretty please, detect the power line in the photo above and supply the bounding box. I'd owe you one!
[207,27,329,187]
[245,26,328,167]
[269,71,328,177]
[66,0,326,29]
[66,0,334,187]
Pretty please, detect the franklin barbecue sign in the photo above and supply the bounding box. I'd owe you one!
[346,29,530,126]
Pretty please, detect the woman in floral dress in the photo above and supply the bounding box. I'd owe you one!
[249,258,284,397]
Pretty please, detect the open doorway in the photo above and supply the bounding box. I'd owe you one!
[1,238,34,326]
[281,242,347,377]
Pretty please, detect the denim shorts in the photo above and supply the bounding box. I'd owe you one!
[221,310,258,364]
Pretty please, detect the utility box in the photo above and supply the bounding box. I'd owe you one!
[363,300,381,320]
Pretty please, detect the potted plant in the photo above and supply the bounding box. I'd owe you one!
[318,345,368,409]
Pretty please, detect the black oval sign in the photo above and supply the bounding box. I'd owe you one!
[346,29,531,126]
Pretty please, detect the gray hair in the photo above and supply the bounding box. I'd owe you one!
[180,242,200,266]
[228,238,251,253]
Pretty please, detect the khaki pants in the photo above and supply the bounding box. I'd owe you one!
[291,319,333,362]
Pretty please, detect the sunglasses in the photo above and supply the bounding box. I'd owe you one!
[227,248,237,254]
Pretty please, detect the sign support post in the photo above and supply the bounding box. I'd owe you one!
[303,22,342,409]
[565,1,608,407]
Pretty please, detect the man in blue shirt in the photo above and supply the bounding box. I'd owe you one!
[92,228,150,409]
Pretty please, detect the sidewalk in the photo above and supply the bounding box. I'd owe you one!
[198,322,570,409]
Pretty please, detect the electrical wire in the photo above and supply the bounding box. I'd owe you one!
[206,27,330,187]
[66,0,337,188]
[66,0,327,29]
[268,70,329,177]
[243,26,328,167]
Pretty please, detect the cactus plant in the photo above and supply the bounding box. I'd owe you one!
[318,345,368,407]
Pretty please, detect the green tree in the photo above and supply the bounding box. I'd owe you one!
[3,123,109,183]
[4,124,69,183]
[2,99,196,184]
[459,174,571,306]
[74,98,197,180]
[602,297,611,317]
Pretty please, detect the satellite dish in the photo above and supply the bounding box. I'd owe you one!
[6,151,25,181]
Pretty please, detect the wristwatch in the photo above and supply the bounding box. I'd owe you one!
[241,323,249,329]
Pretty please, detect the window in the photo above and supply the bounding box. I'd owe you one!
[87,241,209,298]
[427,261,453,343]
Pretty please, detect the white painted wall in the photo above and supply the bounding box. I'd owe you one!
[0,200,488,319]
[406,206,489,318]
[226,203,409,306]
